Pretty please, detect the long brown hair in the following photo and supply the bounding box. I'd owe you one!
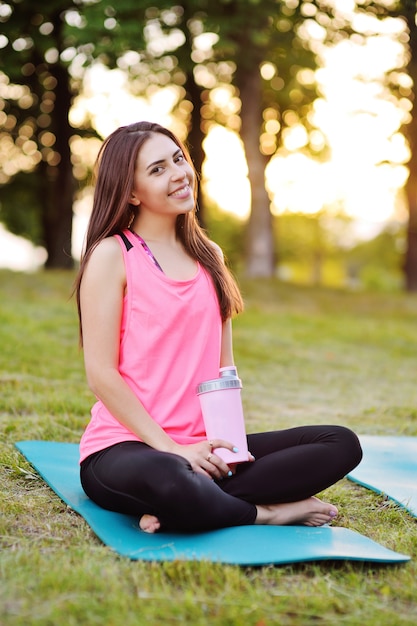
[74,121,243,336]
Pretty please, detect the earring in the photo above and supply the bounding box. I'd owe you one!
[127,212,135,228]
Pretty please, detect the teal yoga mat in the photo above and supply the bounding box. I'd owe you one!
[348,435,417,517]
[15,440,410,565]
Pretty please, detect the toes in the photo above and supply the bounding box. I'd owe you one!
[139,514,161,533]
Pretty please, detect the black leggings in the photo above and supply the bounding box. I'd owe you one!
[80,425,362,532]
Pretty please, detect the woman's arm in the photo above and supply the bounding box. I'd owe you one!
[209,239,236,370]
[220,318,235,369]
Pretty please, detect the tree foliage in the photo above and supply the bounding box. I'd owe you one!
[0,0,327,272]
[315,0,416,290]
[0,0,415,288]
[0,1,88,265]
[103,0,328,276]
[0,0,149,266]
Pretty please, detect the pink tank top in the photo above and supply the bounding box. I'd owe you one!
[79,229,222,462]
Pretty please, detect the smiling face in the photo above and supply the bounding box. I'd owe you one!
[130,132,196,219]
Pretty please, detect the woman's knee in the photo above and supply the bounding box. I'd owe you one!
[149,453,196,503]
[332,425,363,469]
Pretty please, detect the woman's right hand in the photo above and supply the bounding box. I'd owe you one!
[172,439,238,480]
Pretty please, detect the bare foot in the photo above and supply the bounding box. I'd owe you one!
[255,496,338,527]
[139,514,161,534]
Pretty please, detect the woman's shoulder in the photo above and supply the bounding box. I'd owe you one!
[84,236,125,281]
[90,235,124,261]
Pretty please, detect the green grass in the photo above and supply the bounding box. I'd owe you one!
[1,269,417,625]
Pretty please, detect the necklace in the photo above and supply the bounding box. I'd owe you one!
[129,229,164,273]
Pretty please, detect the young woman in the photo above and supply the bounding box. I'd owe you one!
[75,121,362,533]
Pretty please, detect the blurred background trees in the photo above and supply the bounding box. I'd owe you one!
[0,0,415,291]
[316,0,416,290]
[0,0,151,267]
[0,0,77,267]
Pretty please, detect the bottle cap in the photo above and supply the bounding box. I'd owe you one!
[219,366,238,378]
[197,376,242,394]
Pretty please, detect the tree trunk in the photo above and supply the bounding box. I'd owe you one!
[43,62,75,269]
[404,115,417,291]
[404,8,417,291]
[184,72,207,227]
[236,66,275,277]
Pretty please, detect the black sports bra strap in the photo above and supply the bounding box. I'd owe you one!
[119,231,133,251]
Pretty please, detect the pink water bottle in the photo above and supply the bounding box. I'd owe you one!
[197,366,249,464]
